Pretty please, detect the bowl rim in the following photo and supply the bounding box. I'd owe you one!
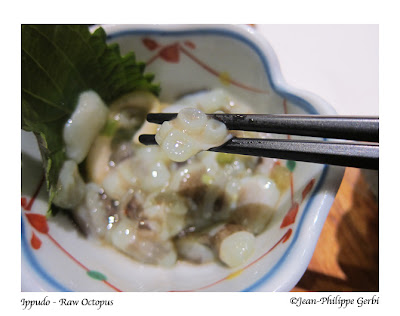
[22,24,345,292]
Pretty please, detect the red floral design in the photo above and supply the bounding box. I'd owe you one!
[159,43,180,63]
[25,213,49,234]
[31,231,42,249]
[302,178,316,202]
[282,228,293,243]
[184,40,196,49]
[142,38,160,50]
[280,203,299,228]
[21,197,27,208]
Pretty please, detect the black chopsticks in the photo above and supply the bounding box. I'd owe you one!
[147,113,379,142]
[140,113,379,170]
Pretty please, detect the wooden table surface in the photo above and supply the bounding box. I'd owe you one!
[291,167,379,292]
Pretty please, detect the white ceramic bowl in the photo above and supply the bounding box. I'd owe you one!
[21,24,344,292]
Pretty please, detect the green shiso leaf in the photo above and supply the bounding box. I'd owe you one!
[21,24,160,212]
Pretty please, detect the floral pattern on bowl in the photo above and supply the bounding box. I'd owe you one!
[21,24,344,292]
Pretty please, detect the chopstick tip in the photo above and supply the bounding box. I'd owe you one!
[139,134,157,146]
